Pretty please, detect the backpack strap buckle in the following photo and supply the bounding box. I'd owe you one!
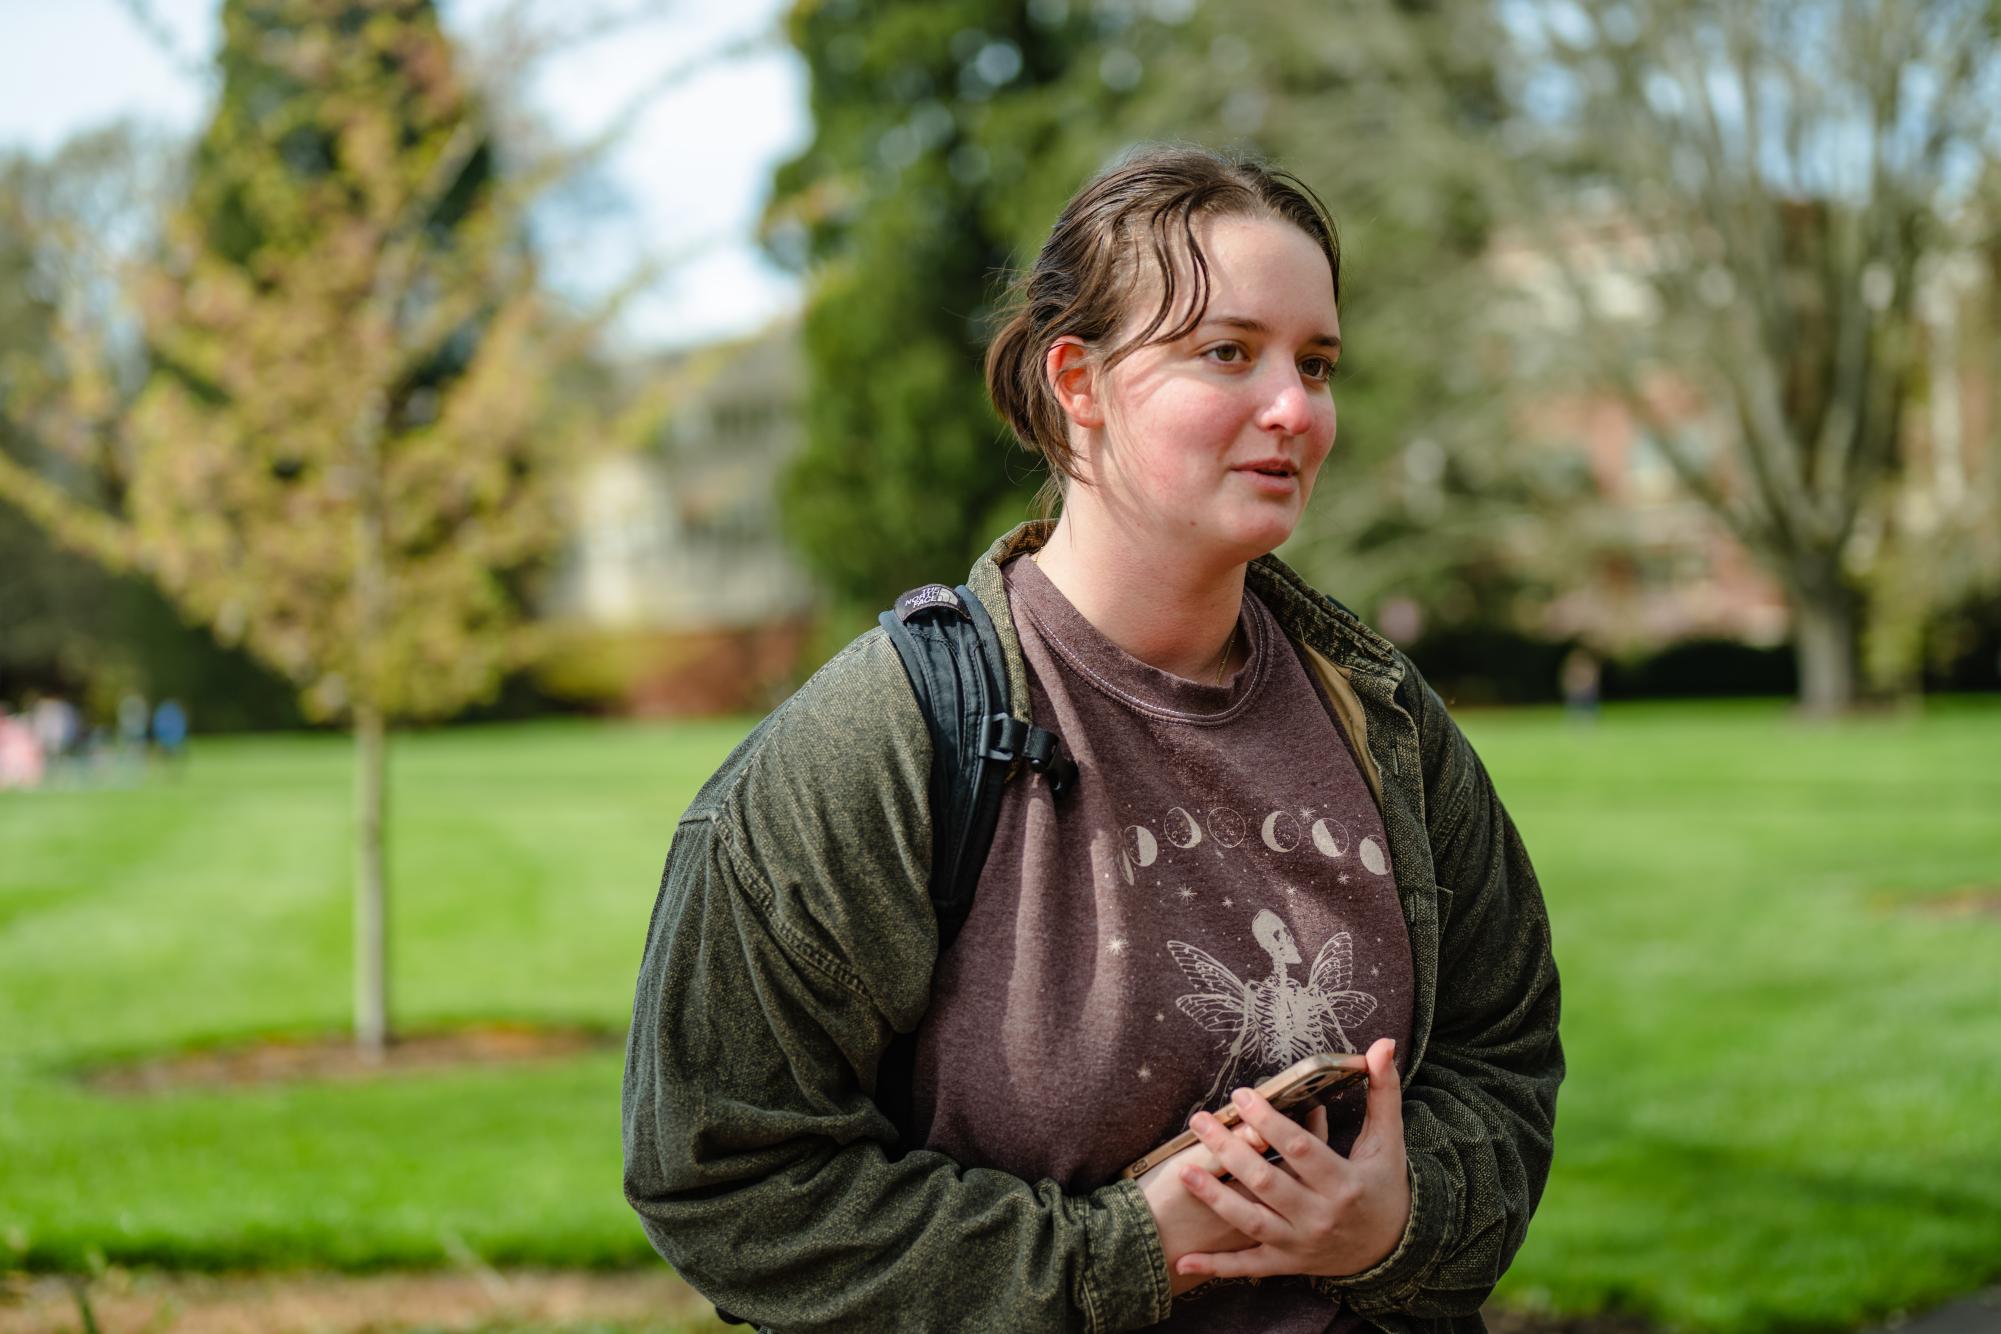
[984,713,1076,795]
[982,713,1027,764]
[1021,726,1077,796]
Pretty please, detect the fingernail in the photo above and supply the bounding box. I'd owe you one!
[1231,1088,1252,1107]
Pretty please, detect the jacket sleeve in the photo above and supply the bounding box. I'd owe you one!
[1318,657,1564,1321]
[620,630,1172,1334]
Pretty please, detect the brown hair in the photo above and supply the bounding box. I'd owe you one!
[984,144,1341,517]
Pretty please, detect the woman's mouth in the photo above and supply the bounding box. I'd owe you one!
[1233,460,1300,493]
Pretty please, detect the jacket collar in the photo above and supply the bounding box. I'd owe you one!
[966,520,1404,724]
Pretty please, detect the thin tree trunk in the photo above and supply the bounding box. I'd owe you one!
[353,700,389,1060]
[350,376,392,1061]
[1788,570,1861,716]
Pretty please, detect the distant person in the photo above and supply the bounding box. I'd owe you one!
[29,694,81,781]
[1561,647,1602,724]
[624,145,1563,1331]
[152,699,189,771]
[117,692,150,759]
[0,710,45,790]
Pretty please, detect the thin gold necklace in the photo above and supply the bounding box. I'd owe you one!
[1211,621,1240,685]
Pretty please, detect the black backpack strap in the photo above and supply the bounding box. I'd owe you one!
[871,582,1073,1152]
[879,582,1074,951]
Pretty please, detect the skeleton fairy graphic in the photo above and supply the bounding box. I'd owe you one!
[1169,908,1379,1114]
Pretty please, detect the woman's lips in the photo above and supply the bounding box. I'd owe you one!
[1232,465,1299,495]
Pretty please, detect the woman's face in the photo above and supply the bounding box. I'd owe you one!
[1068,214,1340,564]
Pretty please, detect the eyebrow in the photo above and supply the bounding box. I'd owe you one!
[1202,315,1341,353]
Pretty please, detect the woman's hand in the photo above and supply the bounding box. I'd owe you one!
[1172,1037,1409,1282]
[1138,1113,1328,1295]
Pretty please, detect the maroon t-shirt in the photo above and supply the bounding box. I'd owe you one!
[911,554,1416,1332]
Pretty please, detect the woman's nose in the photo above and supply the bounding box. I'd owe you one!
[1258,375,1314,436]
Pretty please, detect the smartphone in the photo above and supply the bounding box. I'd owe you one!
[1119,1052,1368,1181]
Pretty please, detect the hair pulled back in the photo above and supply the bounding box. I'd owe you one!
[985,144,1340,517]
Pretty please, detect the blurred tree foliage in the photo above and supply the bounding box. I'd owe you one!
[763,0,1077,614]
[765,0,1555,632]
[0,0,610,1054]
[127,0,564,731]
[1487,0,2001,712]
[0,130,302,727]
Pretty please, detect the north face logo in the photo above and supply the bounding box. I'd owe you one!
[895,584,966,623]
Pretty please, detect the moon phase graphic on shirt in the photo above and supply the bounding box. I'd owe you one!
[1205,806,1246,848]
[1260,810,1299,852]
[1103,804,1392,896]
[1165,807,1204,850]
[1168,908,1381,1113]
[1120,824,1159,885]
[1310,817,1349,858]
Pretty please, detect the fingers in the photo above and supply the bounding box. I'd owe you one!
[1176,1244,1289,1280]
[1226,1087,1341,1193]
[1307,1103,1330,1143]
[1177,1152,1286,1240]
[1356,1037,1403,1151]
[1186,1120,1270,1176]
[1140,1118,1269,1187]
[1188,1105,1316,1220]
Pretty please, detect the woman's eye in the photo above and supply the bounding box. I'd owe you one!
[1205,343,1246,365]
[1302,357,1335,382]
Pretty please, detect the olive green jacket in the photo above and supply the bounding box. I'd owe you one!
[622,521,1563,1333]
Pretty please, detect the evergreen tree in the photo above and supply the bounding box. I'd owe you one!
[765,0,1096,612]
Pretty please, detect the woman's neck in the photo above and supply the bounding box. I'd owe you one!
[1030,513,1249,683]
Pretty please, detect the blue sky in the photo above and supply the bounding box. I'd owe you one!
[0,0,811,351]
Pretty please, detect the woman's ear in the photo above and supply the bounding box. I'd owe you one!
[1045,337,1104,430]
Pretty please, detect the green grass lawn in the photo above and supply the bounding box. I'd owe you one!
[2,700,1998,1332]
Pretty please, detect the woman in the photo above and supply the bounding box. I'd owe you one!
[623,145,1562,1333]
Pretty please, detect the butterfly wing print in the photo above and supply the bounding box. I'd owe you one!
[1168,939,1257,1114]
[1168,940,1252,1035]
[1305,930,1378,1053]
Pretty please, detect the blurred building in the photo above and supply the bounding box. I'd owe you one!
[1488,213,1994,661]
[1510,377,1793,653]
[540,322,817,716]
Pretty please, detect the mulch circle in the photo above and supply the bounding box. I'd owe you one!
[1895,886,2001,920]
[75,1022,622,1095]
[0,1268,725,1334]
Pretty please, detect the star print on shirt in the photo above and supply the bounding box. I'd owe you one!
[1107,936,1129,956]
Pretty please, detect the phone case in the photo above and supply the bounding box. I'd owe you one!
[1119,1051,1369,1180]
